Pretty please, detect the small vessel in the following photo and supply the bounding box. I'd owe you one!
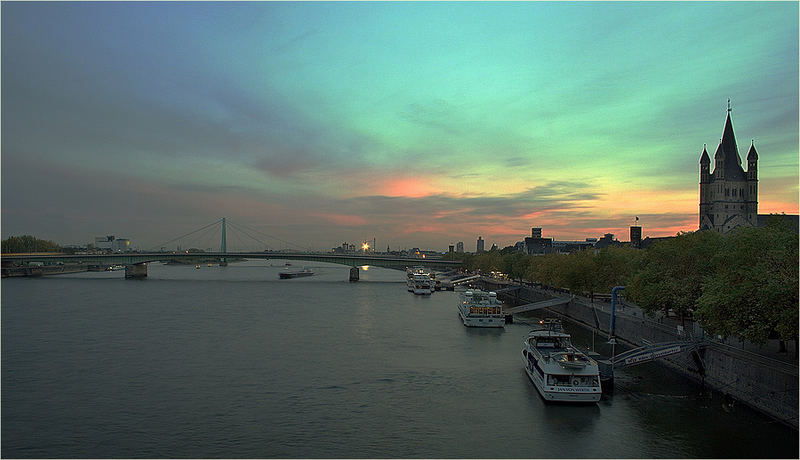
[521,319,601,403]
[458,290,505,327]
[195,264,201,269]
[279,267,314,279]
[106,265,125,271]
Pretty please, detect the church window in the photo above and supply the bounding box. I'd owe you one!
[725,188,729,196]
[740,188,744,196]
[725,205,728,209]
[732,189,736,197]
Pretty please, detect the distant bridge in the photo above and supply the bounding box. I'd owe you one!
[1,252,462,279]
[2,219,463,279]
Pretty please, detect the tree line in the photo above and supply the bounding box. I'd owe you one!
[2,235,61,253]
[444,217,798,346]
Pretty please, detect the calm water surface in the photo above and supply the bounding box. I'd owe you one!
[2,260,797,458]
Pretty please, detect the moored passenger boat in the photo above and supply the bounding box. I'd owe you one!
[407,266,435,294]
[457,290,504,327]
[521,319,601,402]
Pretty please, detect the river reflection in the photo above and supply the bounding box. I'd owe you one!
[2,262,797,458]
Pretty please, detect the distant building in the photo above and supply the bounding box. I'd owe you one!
[111,238,131,252]
[640,236,675,249]
[476,236,484,253]
[332,242,357,254]
[489,243,498,251]
[456,241,464,253]
[699,101,758,234]
[448,244,454,253]
[524,227,552,255]
[552,240,595,254]
[630,226,642,249]
[594,233,621,249]
[94,235,115,250]
[94,235,131,252]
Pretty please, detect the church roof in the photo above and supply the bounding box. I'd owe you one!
[700,145,710,164]
[712,110,746,181]
[747,140,758,160]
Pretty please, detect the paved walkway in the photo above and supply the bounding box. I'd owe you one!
[535,285,799,367]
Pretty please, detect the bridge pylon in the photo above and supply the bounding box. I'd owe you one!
[219,217,228,266]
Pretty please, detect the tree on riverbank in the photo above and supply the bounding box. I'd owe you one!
[2,235,61,253]
[695,217,799,346]
[449,220,798,345]
[627,230,723,324]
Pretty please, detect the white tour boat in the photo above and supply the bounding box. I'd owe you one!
[407,266,435,295]
[457,290,505,327]
[521,319,601,402]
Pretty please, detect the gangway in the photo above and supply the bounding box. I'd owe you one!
[612,340,707,368]
[503,296,572,315]
[450,274,480,285]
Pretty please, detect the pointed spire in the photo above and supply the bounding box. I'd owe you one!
[747,139,758,160]
[700,143,710,164]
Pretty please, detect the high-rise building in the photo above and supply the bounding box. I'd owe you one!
[456,241,464,253]
[699,100,758,233]
[448,244,455,253]
[630,226,642,249]
[476,236,484,253]
[524,227,552,254]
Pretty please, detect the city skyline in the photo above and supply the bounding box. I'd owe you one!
[2,2,798,251]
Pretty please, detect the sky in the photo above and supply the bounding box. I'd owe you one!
[2,1,798,252]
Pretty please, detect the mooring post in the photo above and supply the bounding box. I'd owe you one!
[349,266,359,282]
[609,286,625,376]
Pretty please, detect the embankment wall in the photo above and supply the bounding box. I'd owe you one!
[500,284,798,429]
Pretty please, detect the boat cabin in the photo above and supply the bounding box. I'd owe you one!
[530,333,571,350]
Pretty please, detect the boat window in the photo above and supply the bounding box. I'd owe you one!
[551,374,571,385]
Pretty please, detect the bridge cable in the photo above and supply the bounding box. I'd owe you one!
[147,218,223,252]
[226,219,306,251]
[224,221,276,251]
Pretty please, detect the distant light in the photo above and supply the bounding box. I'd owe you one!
[422,254,426,258]
[362,242,369,250]
[361,265,370,270]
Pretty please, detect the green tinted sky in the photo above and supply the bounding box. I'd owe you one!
[2,2,798,250]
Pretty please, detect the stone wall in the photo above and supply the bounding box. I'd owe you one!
[504,284,799,429]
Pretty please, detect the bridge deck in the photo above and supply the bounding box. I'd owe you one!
[2,252,463,272]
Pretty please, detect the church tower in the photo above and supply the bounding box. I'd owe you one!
[699,100,758,233]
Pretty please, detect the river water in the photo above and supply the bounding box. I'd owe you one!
[2,260,797,458]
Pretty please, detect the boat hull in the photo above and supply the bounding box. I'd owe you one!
[279,272,314,279]
[522,353,601,403]
[458,309,505,328]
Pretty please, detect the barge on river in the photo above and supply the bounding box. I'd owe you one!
[279,267,314,279]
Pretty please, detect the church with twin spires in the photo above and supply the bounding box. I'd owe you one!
[699,101,758,233]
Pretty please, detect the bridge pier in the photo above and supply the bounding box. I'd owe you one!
[349,267,359,282]
[125,263,147,279]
